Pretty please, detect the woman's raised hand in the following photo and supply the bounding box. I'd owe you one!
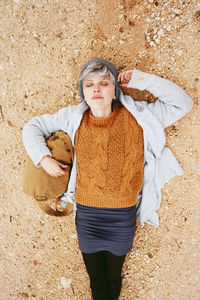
[40,156,69,177]
[118,70,133,87]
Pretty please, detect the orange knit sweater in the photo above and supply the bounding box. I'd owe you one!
[75,102,144,208]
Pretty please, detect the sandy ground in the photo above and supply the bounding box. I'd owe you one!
[0,0,199,299]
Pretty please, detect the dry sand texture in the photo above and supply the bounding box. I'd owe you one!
[0,0,200,299]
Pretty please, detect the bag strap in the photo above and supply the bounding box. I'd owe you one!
[36,197,73,216]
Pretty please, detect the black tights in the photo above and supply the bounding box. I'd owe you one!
[82,250,126,300]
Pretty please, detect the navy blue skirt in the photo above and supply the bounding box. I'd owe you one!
[75,203,137,256]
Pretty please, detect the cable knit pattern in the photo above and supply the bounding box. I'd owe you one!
[75,102,144,208]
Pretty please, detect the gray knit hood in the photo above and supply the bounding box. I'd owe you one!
[79,58,120,101]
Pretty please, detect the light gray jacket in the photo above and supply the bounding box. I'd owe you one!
[22,69,193,226]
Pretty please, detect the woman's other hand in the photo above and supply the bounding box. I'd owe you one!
[118,70,133,87]
[40,156,69,177]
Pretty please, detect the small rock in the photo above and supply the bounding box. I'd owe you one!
[10,36,15,43]
[148,253,153,258]
[129,20,135,26]
[146,36,151,42]
[7,120,14,126]
[171,57,176,63]
[166,25,171,32]
[60,277,72,289]
[61,47,66,54]
[145,42,150,49]
[70,234,76,239]
[177,50,183,56]
[172,8,183,15]
[20,293,28,299]
[146,18,152,23]
[157,29,165,37]
[153,28,158,34]
[155,38,160,44]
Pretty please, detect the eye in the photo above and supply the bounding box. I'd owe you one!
[84,83,93,87]
[101,81,109,86]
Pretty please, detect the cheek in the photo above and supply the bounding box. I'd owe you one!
[109,87,115,98]
[103,86,115,98]
[83,88,89,99]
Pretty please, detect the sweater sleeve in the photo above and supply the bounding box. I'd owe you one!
[127,69,194,128]
[22,107,69,167]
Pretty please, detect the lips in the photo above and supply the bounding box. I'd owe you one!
[92,95,103,100]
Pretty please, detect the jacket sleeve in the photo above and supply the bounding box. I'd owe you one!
[127,69,194,128]
[22,107,70,167]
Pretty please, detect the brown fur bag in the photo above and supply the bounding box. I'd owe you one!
[22,131,74,216]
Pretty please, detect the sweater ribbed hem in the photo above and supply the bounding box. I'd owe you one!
[75,190,138,208]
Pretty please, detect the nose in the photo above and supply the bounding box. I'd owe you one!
[93,84,100,93]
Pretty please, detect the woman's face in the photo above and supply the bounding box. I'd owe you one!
[82,74,115,112]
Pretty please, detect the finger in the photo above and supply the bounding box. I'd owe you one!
[52,171,64,177]
[118,72,126,82]
[120,71,130,82]
[58,162,69,168]
[58,169,65,175]
[121,72,126,82]
[124,70,131,79]
[117,73,123,82]
[118,70,133,82]
[126,70,133,80]
[52,165,65,176]
[120,74,124,82]
[48,172,59,177]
